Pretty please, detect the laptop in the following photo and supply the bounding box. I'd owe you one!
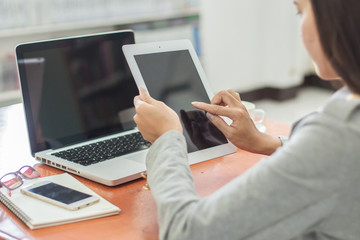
[16,30,150,186]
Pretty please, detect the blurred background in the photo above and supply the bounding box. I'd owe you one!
[0,0,336,124]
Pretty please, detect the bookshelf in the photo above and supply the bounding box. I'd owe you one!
[0,0,200,107]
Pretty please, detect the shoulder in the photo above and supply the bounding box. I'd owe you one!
[293,87,360,135]
[320,87,360,126]
[280,87,360,178]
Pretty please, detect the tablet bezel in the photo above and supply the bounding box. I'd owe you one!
[123,39,236,165]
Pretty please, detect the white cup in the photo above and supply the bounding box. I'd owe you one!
[242,101,266,132]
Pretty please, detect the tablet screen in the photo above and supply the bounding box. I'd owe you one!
[134,50,228,153]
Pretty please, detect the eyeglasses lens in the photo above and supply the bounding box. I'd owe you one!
[1,174,22,190]
[19,166,40,179]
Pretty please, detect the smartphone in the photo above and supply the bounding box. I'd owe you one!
[21,181,99,211]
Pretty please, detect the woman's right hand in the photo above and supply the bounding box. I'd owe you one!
[192,89,281,155]
[133,88,183,144]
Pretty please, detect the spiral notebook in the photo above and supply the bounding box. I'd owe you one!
[0,173,120,229]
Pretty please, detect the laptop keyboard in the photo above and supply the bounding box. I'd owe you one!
[51,132,151,166]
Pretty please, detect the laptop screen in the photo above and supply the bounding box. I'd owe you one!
[16,31,138,154]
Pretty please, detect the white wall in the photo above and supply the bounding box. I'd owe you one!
[200,0,312,93]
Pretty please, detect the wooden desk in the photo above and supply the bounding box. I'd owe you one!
[0,104,290,240]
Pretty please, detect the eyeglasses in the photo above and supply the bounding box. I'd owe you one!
[0,166,40,195]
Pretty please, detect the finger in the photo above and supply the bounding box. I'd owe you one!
[211,90,240,108]
[134,97,155,120]
[133,95,145,109]
[217,91,244,109]
[226,89,241,101]
[139,87,155,103]
[211,90,228,106]
[133,113,151,141]
[192,102,236,118]
[192,101,208,110]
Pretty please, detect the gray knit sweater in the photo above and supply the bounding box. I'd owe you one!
[146,87,360,240]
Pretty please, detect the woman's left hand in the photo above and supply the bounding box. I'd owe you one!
[133,88,183,143]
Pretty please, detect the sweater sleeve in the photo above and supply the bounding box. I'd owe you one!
[146,116,346,240]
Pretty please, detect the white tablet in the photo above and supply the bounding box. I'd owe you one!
[123,39,236,165]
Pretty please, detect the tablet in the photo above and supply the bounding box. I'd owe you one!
[123,39,236,165]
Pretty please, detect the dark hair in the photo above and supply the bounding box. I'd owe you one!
[311,0,360,94]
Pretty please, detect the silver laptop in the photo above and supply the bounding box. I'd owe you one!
[16,30,150,186]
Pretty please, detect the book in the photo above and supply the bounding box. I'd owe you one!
[0,173,121,229]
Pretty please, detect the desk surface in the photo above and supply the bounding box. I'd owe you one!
[0,104,290,240]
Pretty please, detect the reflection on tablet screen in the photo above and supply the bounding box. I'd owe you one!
[134,50,227,153]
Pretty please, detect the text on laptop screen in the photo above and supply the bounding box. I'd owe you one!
[134,50,228,153]
[17,32,138,151]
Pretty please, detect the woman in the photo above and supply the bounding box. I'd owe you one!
[133,0,360,239]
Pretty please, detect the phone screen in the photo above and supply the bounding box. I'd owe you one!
[27,182,92,205]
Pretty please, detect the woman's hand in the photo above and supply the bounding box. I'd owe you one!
[133,88,183,143]
[192,89,281,155]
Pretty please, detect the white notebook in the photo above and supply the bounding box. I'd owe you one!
[0,173,120,229]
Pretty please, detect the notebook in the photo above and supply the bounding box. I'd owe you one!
[0,173,120,229]
[16,30,150,186]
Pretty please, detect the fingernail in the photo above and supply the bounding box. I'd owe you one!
[134,97,144,107]
[206,112,214,120]
[139,87,148,95]
[191,101,201,107]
